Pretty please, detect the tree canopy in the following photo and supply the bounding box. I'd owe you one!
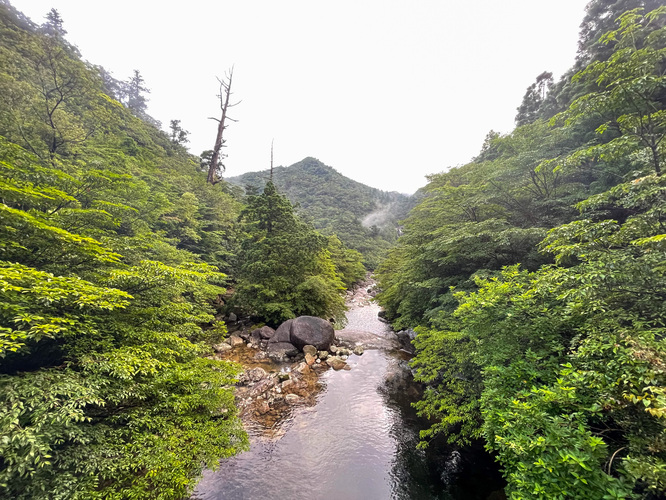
[377,5,666,498]
[0,6,367,496]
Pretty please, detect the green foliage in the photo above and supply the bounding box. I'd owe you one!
[325,235,366,288]
[0,5,249,497]
[411,326,483,447]
[228,157,413,269]
[378,6,666,498]
[556,6,666,177]
[232,182,347,326]
[409,176,666,497]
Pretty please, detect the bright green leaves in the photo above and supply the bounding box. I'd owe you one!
[413,174,666,496]
[411,327,483,447]
[558,7,666,176]
[0,368,104,490]
[0,253,245,499]
[0,6,248,497]
[0,204,122,266]
[0,262,131,357]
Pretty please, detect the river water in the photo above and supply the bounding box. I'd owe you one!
[193,301,504,500]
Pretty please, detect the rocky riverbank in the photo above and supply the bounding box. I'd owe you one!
[210,276,402,432]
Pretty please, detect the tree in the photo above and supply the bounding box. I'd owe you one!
[577,0,664,65]
[0,141,248,499]
[411,174,666,497]
[233,182,346,326]
[207,68,238,184]
[559,7,666,176]
[41,8,66,38]
[169,119,189,145]
[0,6,249,496]
[123,69,149,116]
[515,71,553,126]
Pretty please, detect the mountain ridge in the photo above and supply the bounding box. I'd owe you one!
[227,157,416,267]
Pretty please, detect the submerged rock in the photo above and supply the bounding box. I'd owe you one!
[285,394,301,404]
[255,400,270,415]
[267,342,299,361]
[327,356,347,371]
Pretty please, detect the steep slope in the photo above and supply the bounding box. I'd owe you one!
[377,4,666,498]
[0,3,251,499]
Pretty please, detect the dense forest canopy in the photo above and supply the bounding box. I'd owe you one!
[377,2,666,498]
[0,1,364,497]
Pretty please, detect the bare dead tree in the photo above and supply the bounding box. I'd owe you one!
[207,67,239,184]
[270,139,274,182]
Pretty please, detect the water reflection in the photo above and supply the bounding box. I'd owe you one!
[193,351,402,499]
[192,303,503,500]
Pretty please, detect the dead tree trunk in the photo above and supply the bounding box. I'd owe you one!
[208,67,238,184]
[270,139,274,182]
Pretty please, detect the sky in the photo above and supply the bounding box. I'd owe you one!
[11,0,589,194]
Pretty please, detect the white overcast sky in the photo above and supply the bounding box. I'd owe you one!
[12,0,588,193]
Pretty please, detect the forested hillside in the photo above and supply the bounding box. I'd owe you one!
[377,2,666,498]
[228,157,414,268]
[0,2,364,498]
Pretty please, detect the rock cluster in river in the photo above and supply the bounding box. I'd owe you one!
[267,315,335,356]
[211,315,369,425]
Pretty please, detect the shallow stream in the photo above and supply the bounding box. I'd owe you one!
[193,301,503,500]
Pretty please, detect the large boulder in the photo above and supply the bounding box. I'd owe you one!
[268,317,335,351]
[288,316,335,351]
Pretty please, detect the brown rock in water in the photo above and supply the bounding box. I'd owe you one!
[305,353,316,366]
[303,344,317,356]
[281,379,294,391]
[228,335,244,347]
[295,362,312,375]
[285,394,301,404]
[255,400,270,415]
[312,362,329,374]
[327,356,347,371]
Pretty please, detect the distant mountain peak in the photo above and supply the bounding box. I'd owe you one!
[227,158,416,267]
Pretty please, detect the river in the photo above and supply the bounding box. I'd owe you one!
[192,299,504,500]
